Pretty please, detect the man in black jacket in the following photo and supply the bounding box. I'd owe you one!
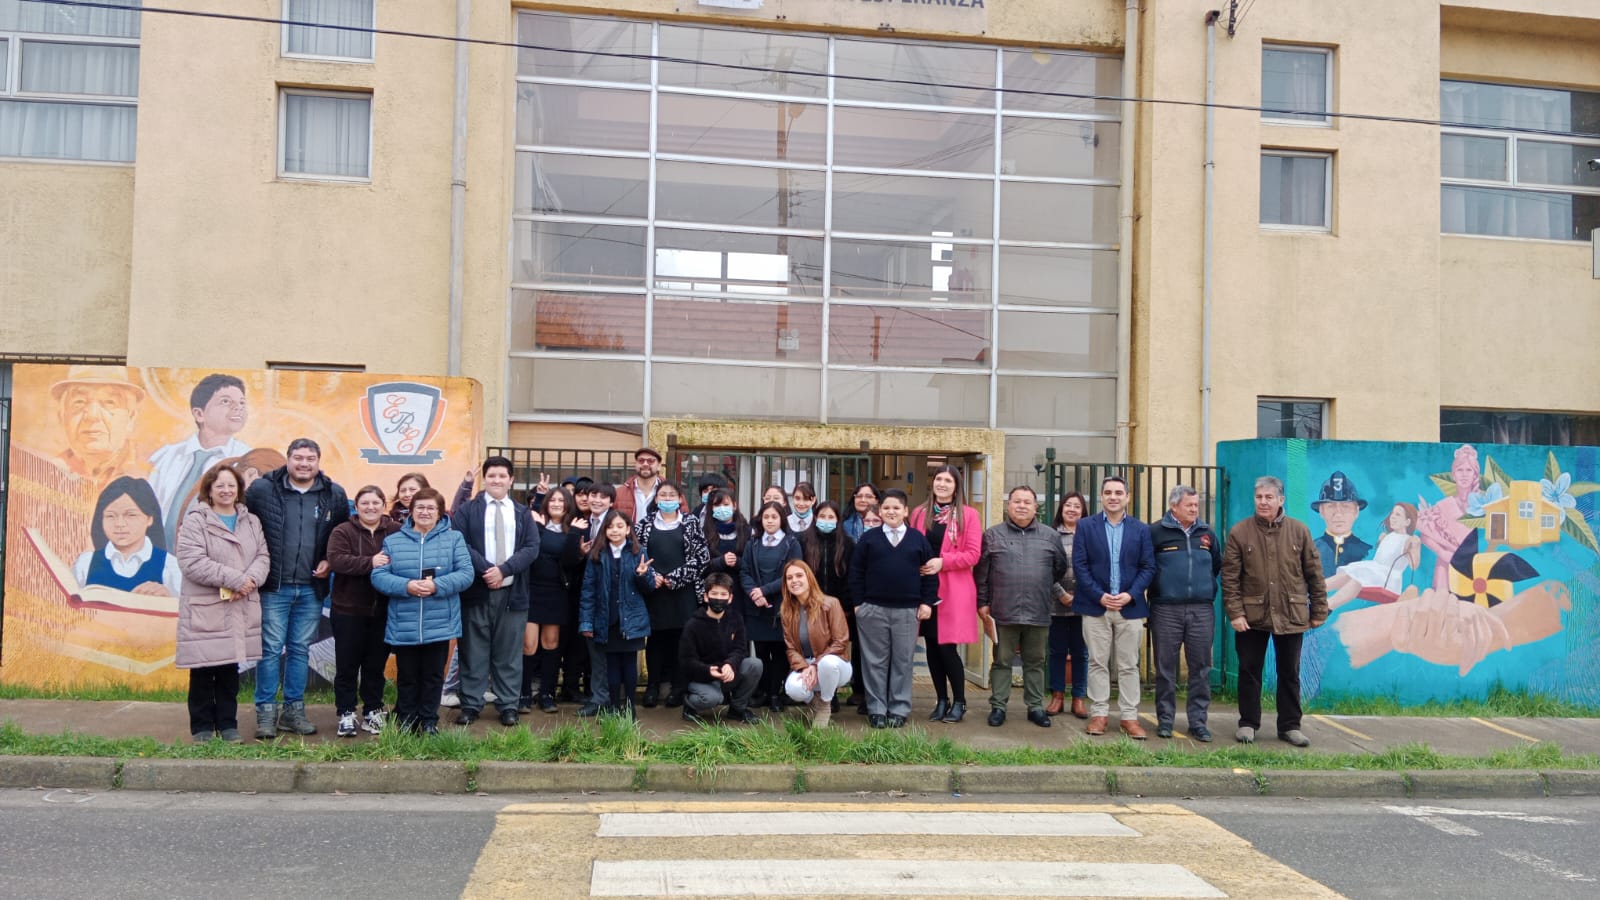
[1147,485,1224,742]
[679,573,761,723]
[453,456,540,727]
[245,438,349,738]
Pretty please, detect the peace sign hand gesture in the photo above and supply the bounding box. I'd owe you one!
[636,556,654,576]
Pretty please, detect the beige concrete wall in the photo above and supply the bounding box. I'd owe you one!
[1134,1,1445,464]
[0,163,134,358]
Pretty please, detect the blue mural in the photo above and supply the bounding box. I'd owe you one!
[1217,439,1600,706]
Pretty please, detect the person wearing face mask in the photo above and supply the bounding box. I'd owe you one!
[799,500,861,712]
[678,572,761,724]
[740,500,803,712]
[701,489,748,582]
[786,482,818,533]
[693,473,730,518]
[634,483,708,709]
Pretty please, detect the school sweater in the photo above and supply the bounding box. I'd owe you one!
[847,526,940,610]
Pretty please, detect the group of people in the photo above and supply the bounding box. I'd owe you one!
[171,440,1328,748]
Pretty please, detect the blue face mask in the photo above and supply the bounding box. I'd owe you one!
[795,507,813,518]
[657,499,680,513]
[815,519,837,534]
[712,506,734,522]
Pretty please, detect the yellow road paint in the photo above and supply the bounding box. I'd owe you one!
[1310,714,1374,742]
[462,800,1344,899]
[1469,717,1539,742]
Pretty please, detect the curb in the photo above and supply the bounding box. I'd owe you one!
[5,756,1600,798]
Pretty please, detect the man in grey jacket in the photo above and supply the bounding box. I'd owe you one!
[975,486,1070,728]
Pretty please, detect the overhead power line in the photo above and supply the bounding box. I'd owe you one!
[31,0,1600,140]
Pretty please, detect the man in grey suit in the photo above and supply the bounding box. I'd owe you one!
[453,456,540,727]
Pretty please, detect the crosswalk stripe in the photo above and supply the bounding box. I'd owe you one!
[589,859,1228,897]
[597,811,1140,838]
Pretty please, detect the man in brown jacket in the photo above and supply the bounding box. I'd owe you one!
[1222,475,1328,747]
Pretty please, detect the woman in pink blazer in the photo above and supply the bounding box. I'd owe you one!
[909,465,981,723]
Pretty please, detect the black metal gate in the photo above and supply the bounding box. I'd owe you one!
[1042,453,1234,690]
[670,450,871,513]
[485,447,637,502]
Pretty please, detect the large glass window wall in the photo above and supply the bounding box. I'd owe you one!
[511,11,1122,455]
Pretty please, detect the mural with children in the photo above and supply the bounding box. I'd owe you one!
[1,365,482,691]
[1218,439,1600,706]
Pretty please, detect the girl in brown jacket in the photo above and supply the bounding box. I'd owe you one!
[779,559,851,728]
[175,465,270,743]
[326,485,403,737]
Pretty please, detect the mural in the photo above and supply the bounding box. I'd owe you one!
[1217,439,1600,706]
[1,365,482,691]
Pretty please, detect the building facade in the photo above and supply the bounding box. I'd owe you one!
[3,0,1598,505]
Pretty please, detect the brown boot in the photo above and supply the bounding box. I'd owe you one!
[1045,691,1065,716]
[1071,697,1089,719]
[1086,716,1108,735]
[810,695,831,728]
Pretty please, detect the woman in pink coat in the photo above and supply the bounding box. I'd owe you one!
[175,465,269,743]
[909,465,982,723]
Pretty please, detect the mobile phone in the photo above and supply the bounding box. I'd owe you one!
[420,567,438,579]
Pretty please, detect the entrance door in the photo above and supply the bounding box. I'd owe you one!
[672,450,870,512]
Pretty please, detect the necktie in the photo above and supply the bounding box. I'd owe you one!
[493,500,509,566]
[166,448,215,543]
[888,528,902,547]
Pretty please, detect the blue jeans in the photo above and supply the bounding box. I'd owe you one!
[255,585,322,705]
[1048,615,1088,697]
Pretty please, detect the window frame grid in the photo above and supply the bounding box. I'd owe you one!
[280,0,376,64]
[1260,43,1333,127]
[276,86,374,182]
[1260,149,1333,232]
[1440,126,1600,197]
[0,24,139,164]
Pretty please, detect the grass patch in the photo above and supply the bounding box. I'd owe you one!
[4,717,1597,772]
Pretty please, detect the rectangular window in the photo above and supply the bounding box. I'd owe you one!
[1440,408,1600,446]
[1257,398,1326,439]
[0,1,141,163]
[1518,501,1534,519]
[283,0,374,61]
[279,89,371,180]
[1262,45,1332,124]
[1441,80,1600,241]
[1260,151,1331,230]
[1541,514,1557,529]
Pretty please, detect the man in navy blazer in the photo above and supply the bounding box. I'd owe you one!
[1071,475,1156,739]
[454,456,540,726]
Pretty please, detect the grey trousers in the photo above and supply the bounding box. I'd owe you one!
[685,657,764,713]
[459,589,527,714]
[1151,603,1214,729]
[990,623,1049,712]
[855,603,920,718]
[586,636,610,707]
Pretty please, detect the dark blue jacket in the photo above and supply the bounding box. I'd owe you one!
[1148,512,1223,605]
[848,526,939,610]
[452,494,541,610]
[1071,512,1156,619]
[372,517,475,646]
[244,466,348,599]
[579,544,655,646]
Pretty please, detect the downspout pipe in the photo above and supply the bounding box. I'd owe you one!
[447,0,471,377]
[1202,10,1218,465]
[1115,0,1139,464]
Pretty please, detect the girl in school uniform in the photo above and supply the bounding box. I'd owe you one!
[739,500,802,712]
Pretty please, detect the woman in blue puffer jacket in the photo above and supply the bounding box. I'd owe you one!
[580,510,656,717]
[371,488,474,734]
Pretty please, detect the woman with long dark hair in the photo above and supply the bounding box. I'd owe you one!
[522,486,583,713]
[634,482,708,708]
[909,465,981,723]
[739,500,802,712]
[701,488,748,582]
[800,500,860,711]
[1049,492,1090,718]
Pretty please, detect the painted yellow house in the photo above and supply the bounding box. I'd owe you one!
[1481,481,1562,549]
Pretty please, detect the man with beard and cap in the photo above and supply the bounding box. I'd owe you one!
[1311,471,1371,578]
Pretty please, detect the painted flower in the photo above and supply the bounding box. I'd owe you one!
[1540,472,1577,522]
[1465,482,1504,517]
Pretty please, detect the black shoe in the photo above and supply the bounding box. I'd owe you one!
[941,702,966,724]
[1027,709,1052,728]
[887,715,907,728]
[855,700,869,716]
[987,708,1006,727]
[928,700,948,721]
[769,698,783,713]
[681,708,704,725]
[665,692,684,709]
[421,723,440,736]
[517,696,533,714]
[576,703,602,718]
[642,687,659,709]
[831,697,840,714]
[554,688,577,703]
[499,709,519,727]
[1192,725,1214,743]
[539,694,559,714]
[456,709,479,726]
[868,714,888,729]
[727,708,758,724]
[1156,722,1174,739]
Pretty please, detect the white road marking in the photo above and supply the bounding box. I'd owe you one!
[1413,816,1482,837]
[1494,849,1597,883]
[597,811,1139,838]
[590,860,1226,897]
[1383,806,1581,826]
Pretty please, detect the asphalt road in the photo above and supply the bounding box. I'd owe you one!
[2,789,1596,898]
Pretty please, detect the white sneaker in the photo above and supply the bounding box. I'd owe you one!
[440,692,461,708]
[1235,725,1256,744]
[484,690,498,703]
[361,710,385,734]
[336,712,358,738]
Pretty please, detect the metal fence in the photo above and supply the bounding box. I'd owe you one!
[484,447,637,502]
[0,395,8,661]
[1042,454,1235,690]
[670,450,871,513]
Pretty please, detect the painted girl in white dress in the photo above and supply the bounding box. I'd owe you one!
[1327,502,1422,609]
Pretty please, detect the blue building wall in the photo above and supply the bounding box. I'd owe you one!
[1216,439,1600,706]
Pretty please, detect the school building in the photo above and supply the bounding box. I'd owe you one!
[3,0,1599,515]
